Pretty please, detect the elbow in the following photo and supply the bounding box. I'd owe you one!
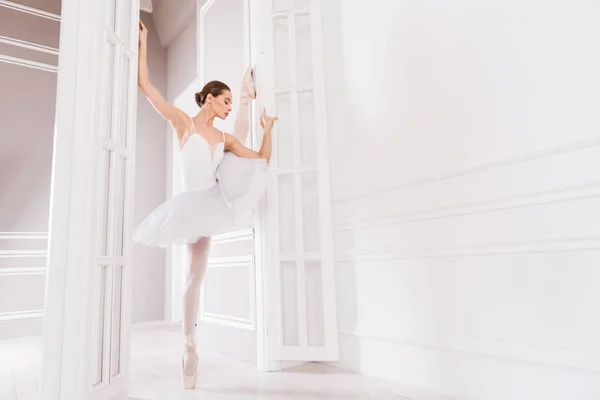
[138,79,151,92]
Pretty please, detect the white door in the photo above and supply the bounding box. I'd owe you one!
[257,0,339,364]
[41,0,140,398]
[195,0,260,365]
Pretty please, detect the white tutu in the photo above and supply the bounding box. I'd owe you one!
[133,152,269,248]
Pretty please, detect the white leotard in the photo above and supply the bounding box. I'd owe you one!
[179,119,225,192]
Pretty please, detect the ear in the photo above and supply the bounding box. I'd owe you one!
[206,93,213,103]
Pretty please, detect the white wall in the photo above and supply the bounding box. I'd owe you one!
[132,12,168,324]
[323,1,600,399]
[0,0,61,339]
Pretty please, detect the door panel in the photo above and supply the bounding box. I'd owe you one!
[196,0,258,365]
[258,0,339,362]
[41,0,140,398]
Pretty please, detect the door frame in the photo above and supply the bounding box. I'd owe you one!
[193,0,270,370]
[42,0,105,396]
[42,0,140,398]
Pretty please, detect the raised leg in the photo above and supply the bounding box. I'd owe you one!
[232,67,256,145]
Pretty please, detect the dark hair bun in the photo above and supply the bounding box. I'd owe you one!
[195,92,204,107]
[194,80,231,108]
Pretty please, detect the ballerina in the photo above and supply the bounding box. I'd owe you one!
[133,19,277,389]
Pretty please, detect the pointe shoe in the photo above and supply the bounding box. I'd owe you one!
[242,67,257,100]
[181,344,198,389]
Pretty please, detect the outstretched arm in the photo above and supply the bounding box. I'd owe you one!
[225,109,277,162]
[137,19,187,134]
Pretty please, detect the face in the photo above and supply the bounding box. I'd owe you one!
[207,90,233,119]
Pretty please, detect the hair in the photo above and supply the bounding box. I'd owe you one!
[195,80,231,107]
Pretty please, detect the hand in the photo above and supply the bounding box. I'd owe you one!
[260,108,278,129]
[139,19,148,44]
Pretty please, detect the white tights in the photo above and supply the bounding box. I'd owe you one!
[182,74,253,374]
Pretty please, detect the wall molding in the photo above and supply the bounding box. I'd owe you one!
[0,232,48,240]
[0,267,46,276]
[0,310,44,321]
[338,327,600,373]
[207,255,254,268]
[335,237,600,262]
[333,183,600,232]
[212,229,254,245]
[0,35,59,55]
[0,250,47,258]
[0,53,58,73]
[0,0,60,22]
[201,312,255,331]
[201,255,256,330]
[332,129,600,204]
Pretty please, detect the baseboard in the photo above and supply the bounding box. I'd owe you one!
[334,332,600,400]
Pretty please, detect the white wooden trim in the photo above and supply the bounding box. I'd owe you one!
[0,310,44,321]
[41,0,103,392]
[248,0,270,372]
[206,255,254,267]
[0,267,46,276]
[0,232,48,240]
[338,328,600,373]
[333,183,600,232]
[0,54,58,72]
[269,8,310,16]
[197,0,216,86]
[0,0,61,21]
[211,228,254,245]
[201,313,255,330]
[0,35,59,55]
[307,0,338,359]
[334,237,600,262]
[201,255,256,330]
[333,129,600,203]
[40,0,141,397]
[259,0,338,364]
[0,250,46,258]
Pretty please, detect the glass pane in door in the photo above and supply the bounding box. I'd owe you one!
[118,54,131,148]
[91,265,108,386]
[294,13,312,86]
[114,155,126,256]
[273,16,291,88]
[281,262,299,346]
[298,90,317,165]
[102,41,116,139]
[304,261,325,346]
[301,173,320,253]
[278,174,296,254]
[274,92,294,168]
[110,265,123,377]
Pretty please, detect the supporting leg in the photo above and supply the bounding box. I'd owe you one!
[181,236,212,388]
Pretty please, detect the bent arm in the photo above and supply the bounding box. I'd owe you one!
[224,122,273,162]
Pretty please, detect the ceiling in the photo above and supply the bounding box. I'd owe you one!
[141,0,198,48]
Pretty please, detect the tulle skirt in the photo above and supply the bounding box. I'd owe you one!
[133,152,268,248]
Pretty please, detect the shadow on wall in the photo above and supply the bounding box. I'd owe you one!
[0,62,56,235]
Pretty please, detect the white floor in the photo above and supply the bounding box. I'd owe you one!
[0,322,440,400]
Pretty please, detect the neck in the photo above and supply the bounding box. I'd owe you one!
[194,107,215,127]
